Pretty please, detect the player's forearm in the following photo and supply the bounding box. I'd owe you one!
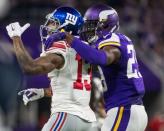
[12,36,35,73]
[12,36,33,61]
[44,88,52,97]
[70,37,107,66]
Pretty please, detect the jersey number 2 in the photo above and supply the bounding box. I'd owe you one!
[127,45,142,78]
[73,54,92,91]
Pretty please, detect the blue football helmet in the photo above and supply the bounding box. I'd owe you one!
[40,6,84,48]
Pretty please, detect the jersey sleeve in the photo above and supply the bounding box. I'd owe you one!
[45,40,68,70]
[97,33,121,49]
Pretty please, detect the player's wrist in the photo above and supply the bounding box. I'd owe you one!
[65,32,74,46]
[12,36,22,45]
[12,36,21,40]
[43,88,52,97]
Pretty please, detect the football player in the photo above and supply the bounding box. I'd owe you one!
[6,7,97,131]
[46,4,148,131]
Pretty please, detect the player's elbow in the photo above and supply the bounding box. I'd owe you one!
[22,62,51,75]
[21,62,39,75]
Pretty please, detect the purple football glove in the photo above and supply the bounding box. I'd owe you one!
[44,32,66,50]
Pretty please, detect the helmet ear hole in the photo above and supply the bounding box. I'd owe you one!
[100,20,110,30]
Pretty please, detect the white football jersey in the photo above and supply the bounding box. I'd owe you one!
[42,40,96,122]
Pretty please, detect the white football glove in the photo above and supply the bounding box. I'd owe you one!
[6,22,30,38]
[18,88,44,106]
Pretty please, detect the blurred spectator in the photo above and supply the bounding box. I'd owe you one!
[0,39,22,130]
[147,112,164,131]
[0,0,10,19]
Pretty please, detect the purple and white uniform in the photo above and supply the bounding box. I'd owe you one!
[70,31,148,130]
[70,30,148,130]
[95,32,144,110]
[94,32,148,131]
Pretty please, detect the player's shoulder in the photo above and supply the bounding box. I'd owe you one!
[115,32,132,42]
[97,32,133,49]
[40,41,68,56]
[98,32,119,42]
[48,41,67,51]
[97,32,120,49]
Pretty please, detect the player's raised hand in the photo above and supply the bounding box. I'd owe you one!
[6,22,30,38]
[18,88,44,106]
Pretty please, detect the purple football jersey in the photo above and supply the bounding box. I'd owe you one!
[95,32,145,111]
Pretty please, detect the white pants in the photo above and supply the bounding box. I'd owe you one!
[42,112,98,131]
[101,105,148,131]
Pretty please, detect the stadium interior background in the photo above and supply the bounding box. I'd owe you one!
[0,0,164,130]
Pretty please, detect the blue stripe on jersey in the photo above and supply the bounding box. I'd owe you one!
[53,112,64,131]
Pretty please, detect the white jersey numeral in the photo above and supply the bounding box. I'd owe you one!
[127,44,142,78]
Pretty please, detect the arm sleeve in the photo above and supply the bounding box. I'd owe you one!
[71,37,107,66]
[45,40,68,70]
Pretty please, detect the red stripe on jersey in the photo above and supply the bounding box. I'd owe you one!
[46,47,66,52]
[51,42,66,49]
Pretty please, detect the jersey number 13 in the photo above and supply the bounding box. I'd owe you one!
[73,54,92,91]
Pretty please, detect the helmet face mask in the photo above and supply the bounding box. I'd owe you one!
[40,15,61,44]
[45,18,60,34]
[80,20,98,43]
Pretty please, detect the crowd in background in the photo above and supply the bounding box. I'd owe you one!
[119,0,164,67]
[1,0,163,58]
